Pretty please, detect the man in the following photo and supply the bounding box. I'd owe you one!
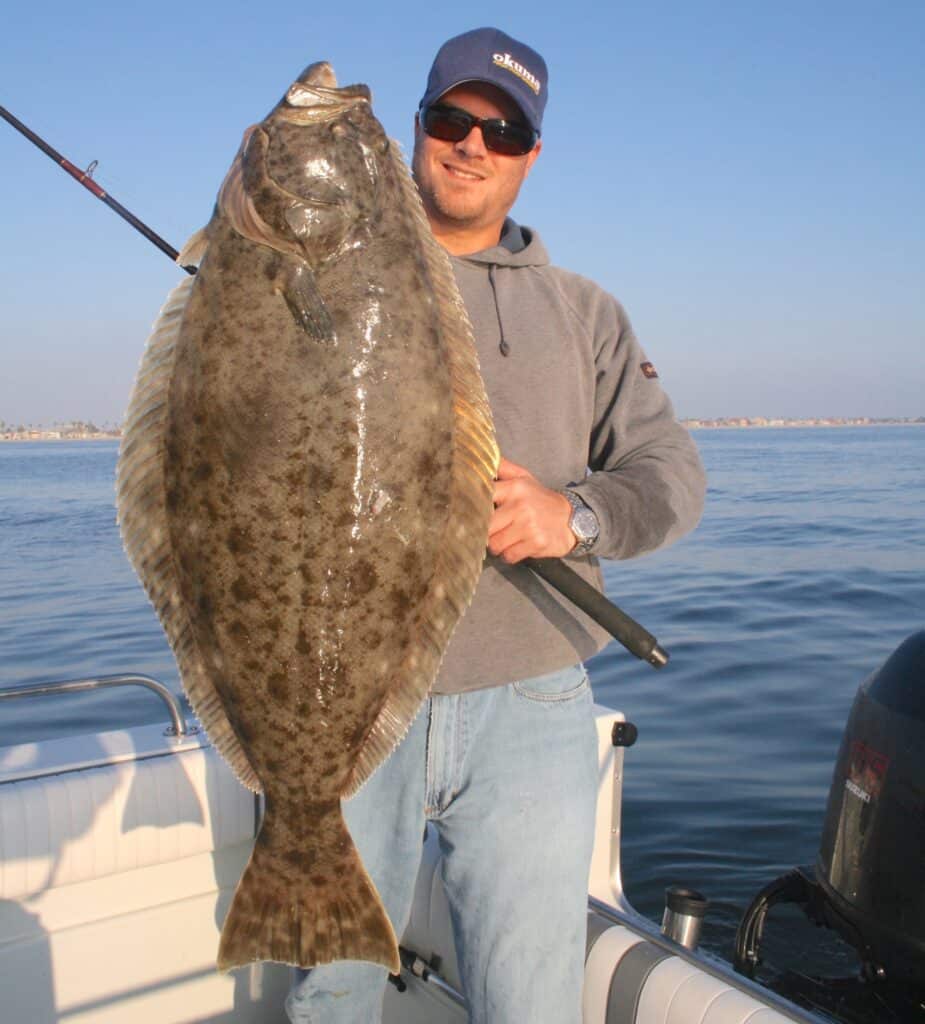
[287,27,705,1024]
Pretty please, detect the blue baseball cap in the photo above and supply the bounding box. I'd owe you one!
[419,27,548,136]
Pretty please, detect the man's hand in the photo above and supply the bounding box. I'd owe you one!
[488,457,576,564]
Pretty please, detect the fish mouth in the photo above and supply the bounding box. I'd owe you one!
[284,62,372,115]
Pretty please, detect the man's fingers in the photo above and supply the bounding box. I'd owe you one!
[496,456,533,481]
[496,539,533,565]
[492,478,516,504]
[488,517,570,561]
[493,476,536,505]
[488,504,516,538]
[487,525,528,562]
[487,524,516,557]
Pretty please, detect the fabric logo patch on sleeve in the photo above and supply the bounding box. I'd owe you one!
[640,362,659,379]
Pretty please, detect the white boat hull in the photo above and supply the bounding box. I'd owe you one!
[0,703,827,1023]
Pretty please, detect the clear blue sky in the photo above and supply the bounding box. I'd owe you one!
[2,1,922,425]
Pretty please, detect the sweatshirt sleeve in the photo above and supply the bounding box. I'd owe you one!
[568,293,706,561]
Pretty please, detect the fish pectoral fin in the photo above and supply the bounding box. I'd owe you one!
[176,225,210,268]
[277,263,336,343]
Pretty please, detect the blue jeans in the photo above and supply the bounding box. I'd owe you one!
[285,664,598,1024]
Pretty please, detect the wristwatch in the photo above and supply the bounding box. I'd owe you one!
[561,489,600,555]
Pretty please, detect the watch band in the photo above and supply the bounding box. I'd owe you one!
[561,489,600,555]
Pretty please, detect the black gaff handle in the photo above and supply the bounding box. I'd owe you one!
[524,558,669,668]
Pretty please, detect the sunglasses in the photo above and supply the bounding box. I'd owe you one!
[420,103,538,157]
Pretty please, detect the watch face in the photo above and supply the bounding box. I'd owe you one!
[572,507,598,542]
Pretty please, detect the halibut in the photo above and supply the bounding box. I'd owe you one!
[116,62,498,972]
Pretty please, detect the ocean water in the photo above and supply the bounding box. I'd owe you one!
[1,427,923,985]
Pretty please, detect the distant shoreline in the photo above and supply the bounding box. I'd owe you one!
[1,434,120,443]
[682,418,924,430]
[2,419,922,443]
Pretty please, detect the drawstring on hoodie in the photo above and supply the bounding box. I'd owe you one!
[487,265,510,357]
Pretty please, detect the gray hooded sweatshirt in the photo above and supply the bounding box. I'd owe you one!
[433,220,706,693]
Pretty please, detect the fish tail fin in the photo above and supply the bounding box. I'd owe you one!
[217,800,399,973]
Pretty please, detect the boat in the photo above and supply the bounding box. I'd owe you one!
[3,668,875,1024]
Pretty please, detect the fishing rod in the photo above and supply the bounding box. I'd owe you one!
[0,105,197,275]
[2,106,668,669]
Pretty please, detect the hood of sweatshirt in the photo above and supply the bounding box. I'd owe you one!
[456,218,549,267]
[449,219,548,358]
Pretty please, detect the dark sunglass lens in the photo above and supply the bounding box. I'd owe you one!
[483,122,535,156]
[422,106,472,142]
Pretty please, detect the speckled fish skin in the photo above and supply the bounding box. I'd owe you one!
[116,62,497,973]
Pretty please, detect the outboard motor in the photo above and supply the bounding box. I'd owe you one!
[815,630,925,983]
[735,633,925,1015]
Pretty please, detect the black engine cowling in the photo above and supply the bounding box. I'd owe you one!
[815,630,925,982]
[736,632,925,996]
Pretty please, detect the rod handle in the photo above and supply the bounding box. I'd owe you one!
[524,557,669,668]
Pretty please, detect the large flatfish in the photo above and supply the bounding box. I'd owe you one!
[115,62,498,973]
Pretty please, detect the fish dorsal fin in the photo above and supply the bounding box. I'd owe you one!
[341,143,499,798]
[116,271,262,793]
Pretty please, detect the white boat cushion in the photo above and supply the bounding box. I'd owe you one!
[0,744,254,900]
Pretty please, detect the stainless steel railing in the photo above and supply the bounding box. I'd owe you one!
[0,673,197,737]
